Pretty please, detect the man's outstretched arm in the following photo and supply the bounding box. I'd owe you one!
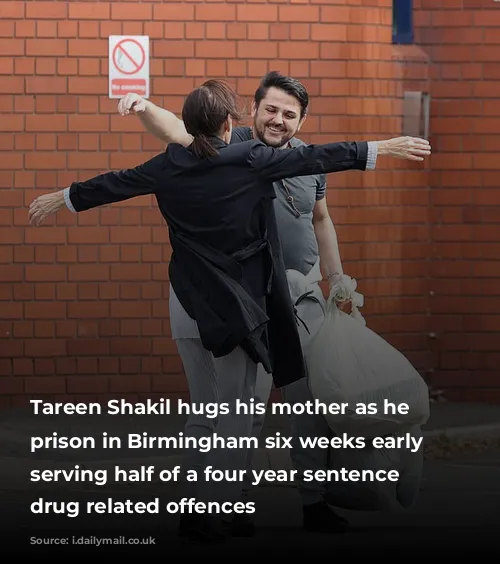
[117,93,193,147]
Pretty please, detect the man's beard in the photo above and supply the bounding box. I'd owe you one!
[254,125,293,149]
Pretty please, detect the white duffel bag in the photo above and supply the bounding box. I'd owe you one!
[306,275,430,438]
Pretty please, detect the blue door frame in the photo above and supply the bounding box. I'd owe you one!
[393,0,414,44]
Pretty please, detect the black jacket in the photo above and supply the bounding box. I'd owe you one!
[67,137,369,388]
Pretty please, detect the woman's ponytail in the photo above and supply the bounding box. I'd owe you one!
[190,133,218,159]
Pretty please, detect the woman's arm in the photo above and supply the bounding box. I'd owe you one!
[117,93,193,147]
[249,137,431,182]
[29,152,165,227]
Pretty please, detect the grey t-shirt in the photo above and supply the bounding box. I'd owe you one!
[231,126,326,275]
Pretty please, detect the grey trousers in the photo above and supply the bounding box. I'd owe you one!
[242,365,332,505]
[171,262,331,507]
[175,337,257,505]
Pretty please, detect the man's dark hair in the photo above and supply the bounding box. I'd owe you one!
[182,79,243,158]
[254,71,309,118]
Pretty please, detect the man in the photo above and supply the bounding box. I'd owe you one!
[116,72,395,535]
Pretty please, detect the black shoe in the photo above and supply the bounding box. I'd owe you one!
[223,513,256,538]
[302,501,349,533]
[178,514,229,543]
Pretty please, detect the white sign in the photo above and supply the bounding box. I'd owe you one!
[108,35,149,99]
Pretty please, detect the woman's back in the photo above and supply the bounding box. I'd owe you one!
[156,138,275,257]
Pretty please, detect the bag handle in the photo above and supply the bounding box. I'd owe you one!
[327,274,366,325]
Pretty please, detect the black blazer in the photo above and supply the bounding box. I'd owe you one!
[67,137,370,388]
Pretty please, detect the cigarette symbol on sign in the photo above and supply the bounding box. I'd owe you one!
[113,38,145,76]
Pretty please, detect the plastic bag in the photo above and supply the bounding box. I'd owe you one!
[286,262,326,352]
[306,275,430,438]
[324,425,424,511]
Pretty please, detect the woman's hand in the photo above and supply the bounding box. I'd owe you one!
[377,136,431,161]
[28,190,66,226]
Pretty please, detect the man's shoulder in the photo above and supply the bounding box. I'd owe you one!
[231,126,253,144]
[288,136,327,190]
[289,136,307,148]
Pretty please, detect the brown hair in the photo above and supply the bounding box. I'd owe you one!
[254,71,309,119]
[182,79,244,158]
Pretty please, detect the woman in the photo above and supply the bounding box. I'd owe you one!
[29,79,430,542]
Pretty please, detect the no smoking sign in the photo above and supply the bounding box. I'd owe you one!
[108,35,149,99]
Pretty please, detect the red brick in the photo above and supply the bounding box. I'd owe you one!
[26,77,67,94]
[25,39,66,56]
[0,21,14,37]
[195,5,236,21]
[111,3,152,20]
[68,3,110,20]
[0,2,25,19]
[67,375,109,394]
[26,2,67,20]
[474,10,500,27]
[311,24,346,42]
[320,6,350,23]
[417,0,500,399]
[279,6,319,22]
[153,4,194,21]
[24,376,66,394]
[237,5,278,21]
[0,39,24,56]
[109,374,151,393]
[0,0,495,402]
[0,379,23,394]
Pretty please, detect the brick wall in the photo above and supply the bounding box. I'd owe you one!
[415,0,500,403]
[0,0,441,406]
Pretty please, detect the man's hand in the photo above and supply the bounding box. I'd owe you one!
[117,93,148,116]
[28,191,66,226]
[335,299,352,313]
[327,273,350,310]
[377,136,431,161]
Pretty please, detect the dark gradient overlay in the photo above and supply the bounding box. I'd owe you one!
[1,402,499,556]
